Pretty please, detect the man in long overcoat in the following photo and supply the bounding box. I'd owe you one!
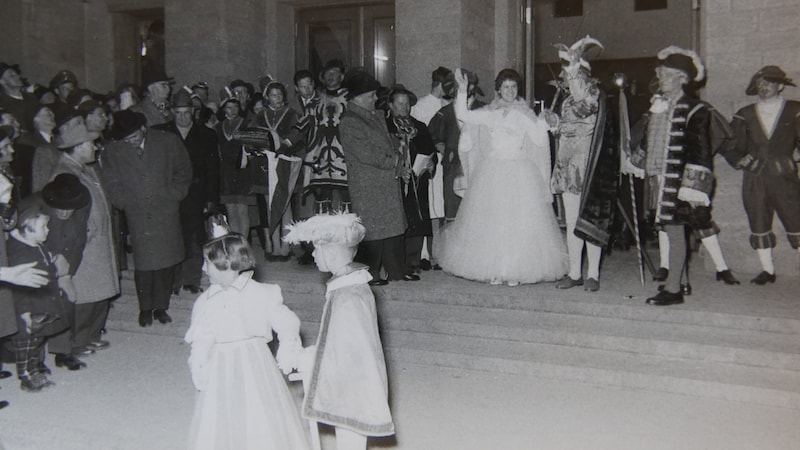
[100,110,192,326]
[50,121,120,354]
[339,70,407,285]
[154,89,219,294]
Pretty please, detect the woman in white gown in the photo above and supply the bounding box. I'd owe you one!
[437,68,567,286]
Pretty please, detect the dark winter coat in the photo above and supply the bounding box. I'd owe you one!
[100,128,192,271]
[339,103,406,241]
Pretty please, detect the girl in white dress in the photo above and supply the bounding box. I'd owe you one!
[184,232,310,450]
[437,69,567,286]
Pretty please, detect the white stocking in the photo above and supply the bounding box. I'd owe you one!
[757,248,775,274]
[562,193,584,279]
[658,230,670,270]
[700,235,728,271]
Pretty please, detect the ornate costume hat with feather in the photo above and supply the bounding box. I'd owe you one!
[657,45,705,83]
[284,212,366,247]
[555,35,604,74]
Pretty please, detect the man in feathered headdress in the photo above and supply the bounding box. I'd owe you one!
[546,35,619,292]
[721,66,800,285]
[284,212,395,450]
[630,46,738,306]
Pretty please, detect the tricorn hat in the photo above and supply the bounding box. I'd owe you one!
[745,65,796,95]
[55,121,99,149]
[42,173,90,211]
[657,46,705,82]
[109,110,146,141]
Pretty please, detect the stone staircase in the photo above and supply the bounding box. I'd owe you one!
[106,250,800,410]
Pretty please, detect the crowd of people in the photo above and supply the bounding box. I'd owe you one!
[0,34,798,447]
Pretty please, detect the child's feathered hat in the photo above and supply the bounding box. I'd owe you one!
[284,212,366,246]
[657,45,705,82]
[555,35,604,72]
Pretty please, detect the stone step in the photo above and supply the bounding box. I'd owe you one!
[111,283,800,373]
[386,334,800,410]
[106,289,800,409]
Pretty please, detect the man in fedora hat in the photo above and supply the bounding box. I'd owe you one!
[0,63,39,133]
[50,122,119,358]
[631,46,738,306]
[101,110,192,327]
[131,70,174,127]
[722,66,800,285]
[153,88,219,295]
[339,70,407,286]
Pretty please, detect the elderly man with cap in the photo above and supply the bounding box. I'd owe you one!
[39,173,93,370]
[339,69,407,285]
[49,122,119,357]
[154,88,219,294]
[101,109,192,326]
[720,66,800,285]
[283,59,351,214]
[48,69,79,123]
[131,70,174,127]
[630,46,737,306]
[0,63,39,133]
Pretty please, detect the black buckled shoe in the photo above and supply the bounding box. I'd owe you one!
[368,279,388,286]
[153,309,172,324]
[652,267,669,282]
[55,354,87,371]
[402,274,420,281]
[0,370,11,380]
[716,269,740,285]
[751,271,776,285]
[646,290,685,306]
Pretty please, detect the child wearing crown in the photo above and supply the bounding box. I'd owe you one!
[285,212,395,450]
[184,219,310,450]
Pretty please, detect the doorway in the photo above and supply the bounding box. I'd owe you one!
[295,3,395,86]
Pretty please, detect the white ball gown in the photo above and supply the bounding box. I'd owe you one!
[437,94,567,285]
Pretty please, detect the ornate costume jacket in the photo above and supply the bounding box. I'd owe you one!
[286,88,349,191]
[637,94,715,229]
